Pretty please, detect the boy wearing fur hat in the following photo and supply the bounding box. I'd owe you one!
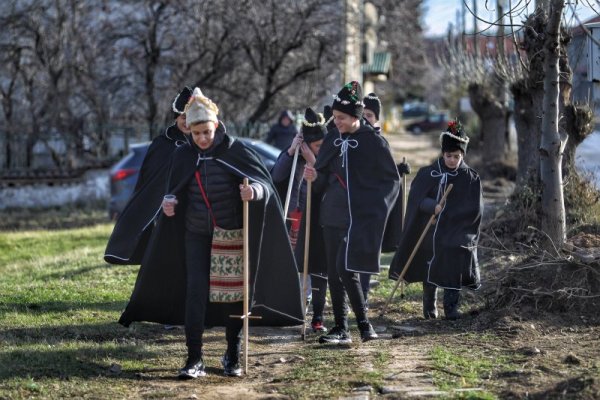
[105,86,192,263]
[116,88,304,379]
[362,92,382,132]
[389,120,482,320]
[271,107,328,333]
[304,81,400,344]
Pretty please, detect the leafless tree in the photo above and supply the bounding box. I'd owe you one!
[370,0,426,102]
[217,0,342,127]
[459,0,595,247]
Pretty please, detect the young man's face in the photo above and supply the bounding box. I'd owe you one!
[363,109,378,127]
[191,121,217,150]
[333,110,359,134]
[176,113,191,134]
[443,150,463,170]
[308,139,323,155]
[281,116,292,126]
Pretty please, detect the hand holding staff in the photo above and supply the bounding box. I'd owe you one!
[379,183,454,317]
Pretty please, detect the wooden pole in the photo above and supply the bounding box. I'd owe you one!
[401,157,408,231]
[301,180,312,340]
[283,146,300,220]
[229,178,261,374]
[400,157,408,298]
[242,177,250,374]
[380,184,453,317]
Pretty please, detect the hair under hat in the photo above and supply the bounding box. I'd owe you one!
[323,105,335,131]
[301,107,326,143]
[363,92,381,121]
[440,119,469,154]
[184,87,219,127]
[331,81,364,119]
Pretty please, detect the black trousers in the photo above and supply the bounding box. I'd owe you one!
[310,274,328,322]
[322,227,367,330]
[184,231,242,353]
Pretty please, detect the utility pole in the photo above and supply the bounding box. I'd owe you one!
[461,0,466,50]
[473,0,479,58]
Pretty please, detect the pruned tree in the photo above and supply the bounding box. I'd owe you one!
[457,0,596,247]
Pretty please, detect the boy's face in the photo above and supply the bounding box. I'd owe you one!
[363,109,378,126]
[191,121,217,150]
[308,139,323,155]
[176,113,191,134]
[443,150,463,170]
[333,110,358,134]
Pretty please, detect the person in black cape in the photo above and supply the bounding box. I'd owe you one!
[304,81,400,344]
[115,88,303,379]
[104,86,192,264]
[271,107,328,333]
[360,92,411,307]
[389,119,482,320]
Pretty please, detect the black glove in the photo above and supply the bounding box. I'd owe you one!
[397,161,411,176]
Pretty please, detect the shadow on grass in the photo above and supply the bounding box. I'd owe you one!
[0,300,126,316]
[40,263,131,281]
[0,340,160,381]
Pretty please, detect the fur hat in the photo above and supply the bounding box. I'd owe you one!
[332,81,364,119]
[301,107,326,143]
[363,92,381,121]
[184,87,219,127]
[440,119,469,154]
[172,86,193,118]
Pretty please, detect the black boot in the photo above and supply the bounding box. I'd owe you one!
[362,290,369,310]
[358,319,378,342]
[179,348,205,379]
[222,339,242,377]
[443,289,461,320]
[422,282,438,319]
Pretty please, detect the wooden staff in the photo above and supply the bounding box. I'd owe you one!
[400,157,408,299]
[283,146,300,220]
[231,178,262,374]
[242,177,251,374]
[401,157,408,231]
[380,184,454,317]
[300,180,312,340]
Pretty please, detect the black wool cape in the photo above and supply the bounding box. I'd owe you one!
[314,123,400,274]
[389,158,483,290]
[104,124,189,265]
[116,134,304,327]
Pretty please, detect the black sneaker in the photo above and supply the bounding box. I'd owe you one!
[358,321,378,342]
[178,358,206,379]
[221,353,242,377]
[318,326,352,344]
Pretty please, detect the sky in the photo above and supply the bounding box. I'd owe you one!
[422,0,600,37]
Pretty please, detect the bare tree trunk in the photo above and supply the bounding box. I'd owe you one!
[540,0,567,247]
[512,82,544,186]
[468,80,507,164]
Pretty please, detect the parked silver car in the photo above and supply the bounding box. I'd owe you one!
[108,138,281,219]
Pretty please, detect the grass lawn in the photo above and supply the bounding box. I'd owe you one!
[4,219,594,399]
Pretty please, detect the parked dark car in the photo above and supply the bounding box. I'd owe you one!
[405,112,449,134]
[108,138,281,219]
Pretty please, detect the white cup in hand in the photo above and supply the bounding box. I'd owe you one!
[163,194,177,216]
